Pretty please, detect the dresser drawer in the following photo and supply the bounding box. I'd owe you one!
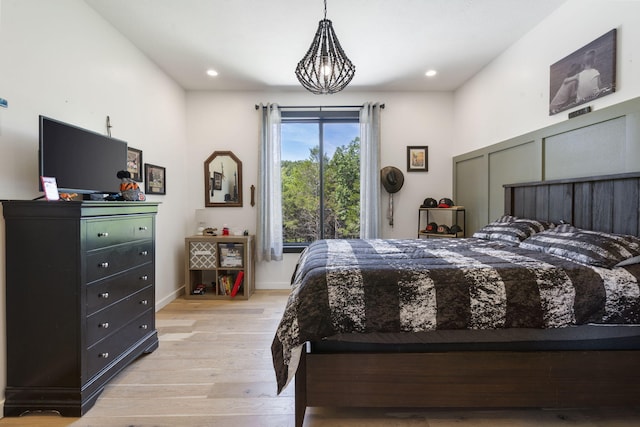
[86,286,154,346]
[86,265,154,315]
[86,309,155,379]
[86,241,153,283]
[86,216,154,250]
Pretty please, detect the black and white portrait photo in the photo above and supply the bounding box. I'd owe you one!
[549,29,616,115]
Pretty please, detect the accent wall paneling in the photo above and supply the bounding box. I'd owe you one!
[453,154,486,236]
[453,96,640,234]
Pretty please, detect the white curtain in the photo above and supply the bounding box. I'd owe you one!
[359,102,382,238]
[257,103,283,261]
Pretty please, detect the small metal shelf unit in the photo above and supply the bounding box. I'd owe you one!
[418,206,466,238]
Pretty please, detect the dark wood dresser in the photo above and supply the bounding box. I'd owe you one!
[2,201,159,416]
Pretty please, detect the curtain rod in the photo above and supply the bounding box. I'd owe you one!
[254,104,385,110]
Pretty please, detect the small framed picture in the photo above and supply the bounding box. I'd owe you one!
[40,176,60,201]
[145,163,166,195]
[213,171,223,190]
[127,147,143,182]
[407,146,428,172]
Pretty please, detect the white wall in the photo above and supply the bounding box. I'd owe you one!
[0,0,189,409]
[453,0,640,156]
[186,90,454,288]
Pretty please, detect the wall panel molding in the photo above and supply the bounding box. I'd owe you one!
[454,97,640,233]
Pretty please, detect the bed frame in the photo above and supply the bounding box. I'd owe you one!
[293,172,640,427]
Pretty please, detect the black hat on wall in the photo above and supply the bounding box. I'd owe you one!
[380,166,405,194]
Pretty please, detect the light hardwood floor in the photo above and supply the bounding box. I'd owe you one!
[1,290,639,427]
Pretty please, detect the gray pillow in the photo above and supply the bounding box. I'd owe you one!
[520,224,640,268]
[473,217,554,246]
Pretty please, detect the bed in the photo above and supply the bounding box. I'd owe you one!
[271,173,640,427]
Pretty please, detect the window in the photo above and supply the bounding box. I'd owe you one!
[281,110,360,249]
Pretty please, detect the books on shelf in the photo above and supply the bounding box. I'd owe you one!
[219,275,232,295]
[230,271,244,298]
[218,272,244,296]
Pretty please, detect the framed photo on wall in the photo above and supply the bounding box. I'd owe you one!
[127,147,143,182]
[549,29,616,115]
[145,163,166,195]
[213,171,223,190]
[407,146,428,172]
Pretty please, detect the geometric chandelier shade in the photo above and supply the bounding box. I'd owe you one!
[295,0,355,94]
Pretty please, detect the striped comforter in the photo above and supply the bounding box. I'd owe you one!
[271,238,640,393]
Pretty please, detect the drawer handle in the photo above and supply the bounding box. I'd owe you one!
[139,226,148,231]
[99,292,109,299]
[99,322,110,329]
[140,299,149,305]
[140,275,149,281]
[140,250,148,256]
[99,352,109,359]
[99,262,109,268]
[97,232,109,237]
[140,324,148,330]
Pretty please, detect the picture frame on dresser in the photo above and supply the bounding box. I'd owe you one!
[127,147,143,182]
[145,163,166,195]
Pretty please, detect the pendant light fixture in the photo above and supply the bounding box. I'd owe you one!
[295,0,355,94]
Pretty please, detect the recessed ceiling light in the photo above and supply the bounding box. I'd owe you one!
[425,70,437,77]
[206,69,218,77]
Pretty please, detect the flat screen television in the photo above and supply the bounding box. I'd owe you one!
[39,115,128,196]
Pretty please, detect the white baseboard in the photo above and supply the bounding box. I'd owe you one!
[156,286,185,311]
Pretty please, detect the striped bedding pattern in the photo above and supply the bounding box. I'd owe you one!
[271,238,640,393]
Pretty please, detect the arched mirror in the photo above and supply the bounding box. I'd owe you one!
[204,151,243,207]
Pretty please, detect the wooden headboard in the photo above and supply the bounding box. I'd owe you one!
[504,172,640,236]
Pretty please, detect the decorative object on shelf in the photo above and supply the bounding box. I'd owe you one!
[437,224,451,234]
[295,0,355,94]
[380,166,404,227]
[126,147,143,182]
[203,227,217,236]
[438,197,454,208]
[40,176,60,201]
[450,224,463,234]
[117,170,146,201]
[421,197,437,208]
[407,146,428,172]
[144,163,166,195]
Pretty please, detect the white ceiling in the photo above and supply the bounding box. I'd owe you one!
[85,0,567,92]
